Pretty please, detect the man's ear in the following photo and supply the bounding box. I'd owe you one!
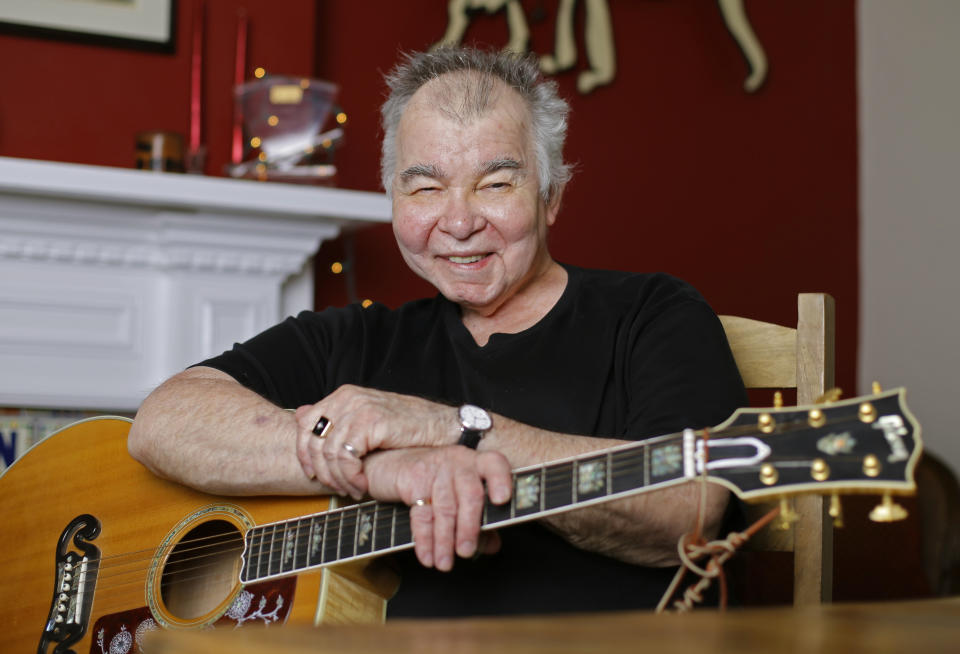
[545,183,566,227]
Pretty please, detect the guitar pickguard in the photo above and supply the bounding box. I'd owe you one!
[39,514,101,654]
[89,578,295,654]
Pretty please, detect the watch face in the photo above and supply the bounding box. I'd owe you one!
[460,404,492,431]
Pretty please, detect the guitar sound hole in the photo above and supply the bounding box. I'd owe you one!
[160,519,243,620]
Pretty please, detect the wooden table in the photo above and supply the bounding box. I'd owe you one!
[149,596,959,654]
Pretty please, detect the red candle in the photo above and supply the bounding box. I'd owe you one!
[231,9,249,165]
[189,0,205,152]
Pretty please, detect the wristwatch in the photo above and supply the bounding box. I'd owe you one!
[457,404,492,449]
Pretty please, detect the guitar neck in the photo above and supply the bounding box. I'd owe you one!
[239,430,695,584]
[239,388,922,584]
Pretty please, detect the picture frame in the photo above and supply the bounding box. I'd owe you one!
[0,0,177,53]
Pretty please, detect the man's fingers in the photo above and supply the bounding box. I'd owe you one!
[295,404,328,479]
[453,466,485,559]
[321,437,366,498]
[410,498,435,568]
[477,451,513,505]
[367,445,507,572]
[335,441,369,498]
[429,474,458,571]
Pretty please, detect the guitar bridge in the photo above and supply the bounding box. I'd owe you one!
[39,514,101,654]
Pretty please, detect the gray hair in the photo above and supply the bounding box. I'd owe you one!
[380,47,573,203]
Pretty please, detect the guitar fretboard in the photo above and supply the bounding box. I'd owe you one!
[240,390,919,584]
[240,430,692,584]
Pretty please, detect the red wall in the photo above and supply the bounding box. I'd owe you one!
[315,0,859,396]
[0,1,316,174]
[0,0,858,395]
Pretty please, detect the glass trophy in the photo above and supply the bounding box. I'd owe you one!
[227,75,342,185]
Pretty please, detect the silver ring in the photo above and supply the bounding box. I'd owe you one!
[342,443,359,456]
[414,498,431,507]
[312,416,331,438]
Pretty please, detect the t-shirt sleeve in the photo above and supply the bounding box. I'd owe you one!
[194,307,362,409]
[625,298,747,439]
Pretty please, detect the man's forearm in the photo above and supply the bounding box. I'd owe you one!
[128,367,334,496]
[542,482,730,566]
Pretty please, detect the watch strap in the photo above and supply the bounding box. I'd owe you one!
[457,428,484,449]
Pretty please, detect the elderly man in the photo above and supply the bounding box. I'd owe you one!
[128,47,746,617]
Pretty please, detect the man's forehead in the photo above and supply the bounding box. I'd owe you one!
[407,72,525,124]
[394,74,533,183]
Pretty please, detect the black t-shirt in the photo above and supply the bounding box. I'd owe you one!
[198,264,747,616]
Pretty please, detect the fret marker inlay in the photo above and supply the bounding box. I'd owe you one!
[282,531,294,565]
[358,513,373,546]
[516,474,540,510]
[310,523,323,558]
[651,444,683,478]
[577,461,605,495]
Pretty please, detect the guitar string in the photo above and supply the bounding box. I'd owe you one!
[95,411,789,586]
[86,418,819,594]
[83,441,809,595]
[76,416,831,594]
[108,510,415,591]
[79,518,410,599]
[78,504,411,592]
[86,437,660,591]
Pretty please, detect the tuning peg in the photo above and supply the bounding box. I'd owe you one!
[814,388,843,404]
[872,381,883,394]
[869,492,908,523]
[775,498,800,530]
[773,391,783,409]
[829,494,844,528]
[858,401,877,423]
[758,412,776,434]
[808,408,826,428]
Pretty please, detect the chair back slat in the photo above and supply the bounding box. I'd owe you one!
[719,293,836,605]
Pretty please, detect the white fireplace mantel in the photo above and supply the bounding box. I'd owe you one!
[0,156,391,411]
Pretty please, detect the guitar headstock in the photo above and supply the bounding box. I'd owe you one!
[704,388,922,502]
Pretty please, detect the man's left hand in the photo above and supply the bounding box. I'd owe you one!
[364,445,512,571]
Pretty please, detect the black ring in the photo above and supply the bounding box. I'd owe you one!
[312,416,331,437]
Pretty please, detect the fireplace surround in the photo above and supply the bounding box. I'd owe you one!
[0,157,390,411]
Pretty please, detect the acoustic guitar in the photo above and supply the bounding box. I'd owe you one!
[0,389,921,654]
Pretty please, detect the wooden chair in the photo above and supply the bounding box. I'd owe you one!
[719,293,836,605]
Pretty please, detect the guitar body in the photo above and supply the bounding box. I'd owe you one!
[0,418,394,654]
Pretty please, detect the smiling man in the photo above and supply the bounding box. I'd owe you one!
[128,47,746,617]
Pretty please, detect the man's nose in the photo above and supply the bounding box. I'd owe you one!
[438,192,485,239]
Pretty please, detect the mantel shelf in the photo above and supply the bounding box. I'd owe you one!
[0,157,391,411]
[0,156,391,224]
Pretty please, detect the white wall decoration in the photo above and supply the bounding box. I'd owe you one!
[433,0,768,94]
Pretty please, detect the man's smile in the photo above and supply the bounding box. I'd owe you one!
[443,253,492,265]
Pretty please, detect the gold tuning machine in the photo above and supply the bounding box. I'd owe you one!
[829,493,844,528]
[814,388,843,404]
[872,381,883,394]
[773,391,783,409]
[758,412,776,434]
[808,408,826,428]
[776,498,800,530]
[869,492,909,523]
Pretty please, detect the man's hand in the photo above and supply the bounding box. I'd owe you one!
[294,385,456,498]
[364,445,512,571]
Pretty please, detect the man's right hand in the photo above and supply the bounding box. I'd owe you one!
[293,385,458,499]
